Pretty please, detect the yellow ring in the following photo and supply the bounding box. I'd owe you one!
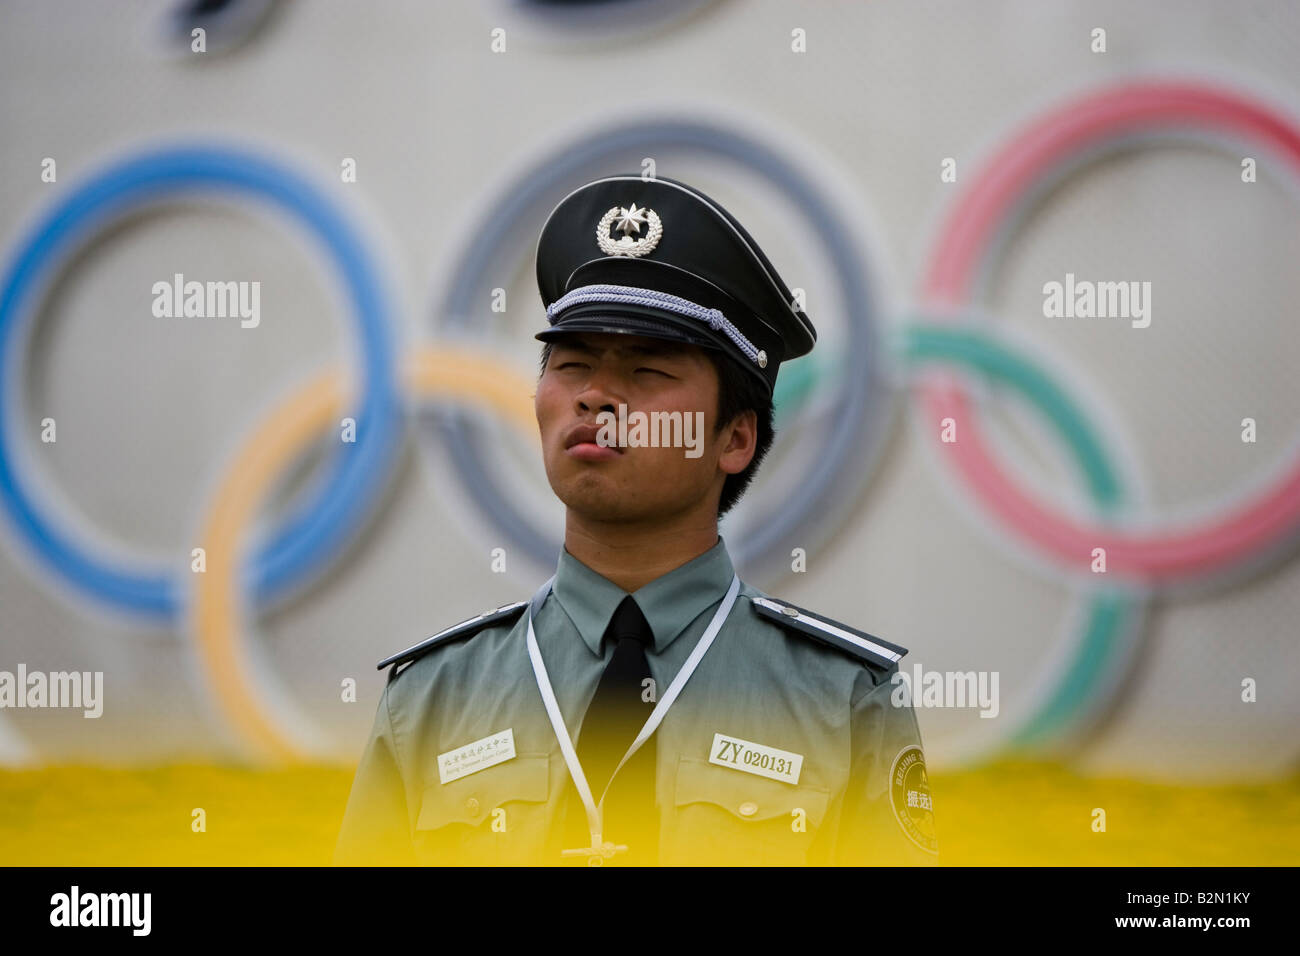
[191,346,538,762]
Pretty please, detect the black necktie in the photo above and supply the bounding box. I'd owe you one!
[563,595,659,864]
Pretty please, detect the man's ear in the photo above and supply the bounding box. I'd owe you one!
[717,408,757,476]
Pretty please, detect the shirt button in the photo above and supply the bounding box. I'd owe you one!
[465,797,481,817]
[738,801,759,818]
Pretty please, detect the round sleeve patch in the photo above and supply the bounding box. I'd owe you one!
[889,745,939,854]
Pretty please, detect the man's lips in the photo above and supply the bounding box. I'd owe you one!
[566,441,622,461]
[564,423,624,460]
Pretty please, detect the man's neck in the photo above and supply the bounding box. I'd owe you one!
[563,514,720,593]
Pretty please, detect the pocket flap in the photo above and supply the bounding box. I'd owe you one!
[417,753,550,830]
[673,755,829,824]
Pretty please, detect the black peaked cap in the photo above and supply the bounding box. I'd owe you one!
[534,174,816,395]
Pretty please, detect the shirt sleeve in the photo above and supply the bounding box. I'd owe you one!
[833,666,940,865]
[333,677,417,866]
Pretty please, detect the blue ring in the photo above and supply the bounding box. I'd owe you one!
[0,144,403,621]
[428,120,891,582]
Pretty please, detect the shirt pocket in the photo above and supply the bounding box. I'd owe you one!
[666,755,831,865]
[414,753,551,865]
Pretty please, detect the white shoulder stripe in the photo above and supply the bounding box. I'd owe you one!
[751,597,904,664]
[378,601,528,671]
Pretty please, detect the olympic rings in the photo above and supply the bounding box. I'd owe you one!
[0,144,404,620]
[921,79,1300,583]
[7,76,1296,762]
[898,323,1147,757]
[191,346,538,760]
[428,113,894,582]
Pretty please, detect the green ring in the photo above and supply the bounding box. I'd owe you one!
[771,351,821,427]
[896,323,1143,748]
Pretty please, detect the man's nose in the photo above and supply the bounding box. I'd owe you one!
[574,365,626,414]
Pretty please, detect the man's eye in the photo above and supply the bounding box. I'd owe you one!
[556,361,587,370]
[636,367,670,376]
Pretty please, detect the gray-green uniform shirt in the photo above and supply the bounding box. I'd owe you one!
[334,535,938,866]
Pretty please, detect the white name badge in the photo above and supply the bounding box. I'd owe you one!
[437,728,517,784]
[709,732,803,785]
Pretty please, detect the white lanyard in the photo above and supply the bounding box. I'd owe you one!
[525,572,741,854]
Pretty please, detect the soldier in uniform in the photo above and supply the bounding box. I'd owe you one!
[334,174,938,866]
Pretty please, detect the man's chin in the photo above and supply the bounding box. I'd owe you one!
[560,496,642,524]
[556,483,659,524]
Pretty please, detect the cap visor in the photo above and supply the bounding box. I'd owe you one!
[535,313,720,349]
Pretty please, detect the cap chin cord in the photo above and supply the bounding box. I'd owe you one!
[546,283,768,369]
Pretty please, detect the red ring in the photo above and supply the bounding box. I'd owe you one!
[921,80,1300,581]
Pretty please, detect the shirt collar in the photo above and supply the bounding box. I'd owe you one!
[551,535,737,657]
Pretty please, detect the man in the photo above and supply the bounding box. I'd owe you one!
[334,174,938,866]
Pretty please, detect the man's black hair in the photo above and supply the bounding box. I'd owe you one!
[538,341,774,518]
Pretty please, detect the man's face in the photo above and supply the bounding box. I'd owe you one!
[534,331,756,524]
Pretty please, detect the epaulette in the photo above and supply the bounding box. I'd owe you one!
[751,595,908,683]
[377,601,528,674]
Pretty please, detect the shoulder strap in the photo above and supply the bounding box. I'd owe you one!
[750,595,907,682]
[378,601,528,673]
